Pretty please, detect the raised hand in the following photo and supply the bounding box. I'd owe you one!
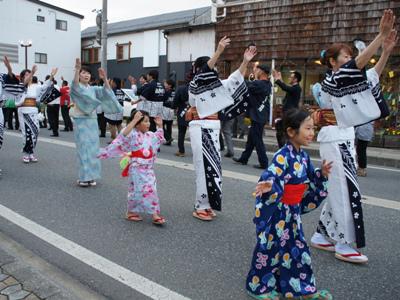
[379,9,395,38]
[272,70,282,80]
[98,68,107,80]
[131,111,143,125]
[31,65,38,74]
[216,36,231,53]
[154,116,163,128]
[243,47,257,63]
[50,68,58,77]
[383,29,398,53]
[321,160,333,178]
[128,75,136,84]
[255,180,273,197]
[3,56,12,73]
[75,58,81,70]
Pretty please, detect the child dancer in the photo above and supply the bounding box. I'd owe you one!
[246,109,333,300]
[98,110,166,225]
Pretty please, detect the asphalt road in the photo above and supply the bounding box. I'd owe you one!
[0,127,399,300]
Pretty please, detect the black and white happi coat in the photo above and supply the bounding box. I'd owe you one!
[188,64,250,211]
[312,60,386,248]
[0,73,26,149]
[15,80,53,155]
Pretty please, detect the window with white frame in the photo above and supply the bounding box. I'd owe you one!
[37,15,45,22]
[116,42,131,61]
[35,53,47,64]
[56,19,67,31]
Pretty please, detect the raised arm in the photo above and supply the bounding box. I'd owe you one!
[98,68,111,89]
[23,65,37,85]
[375,29,398,77]
[73,58,81,85]
[3,56,13,77]
[355,9,395,70]
[239,47,257,76]
[207,36,230,70]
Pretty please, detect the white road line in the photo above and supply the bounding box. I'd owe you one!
[5,131,400,210]
[0,203,190,300]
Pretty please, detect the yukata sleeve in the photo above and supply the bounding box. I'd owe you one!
[257,151,288,205]
[301,154,329,214]
[152,128,165,151]
[98,130,136,159]
[70,82,101,114]
[93,86,123,115]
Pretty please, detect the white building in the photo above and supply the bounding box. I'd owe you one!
[0,0,83,81]
[81,7,215,85]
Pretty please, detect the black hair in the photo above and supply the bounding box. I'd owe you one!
[45,75,51,80]
[19,69,31,81]
[282,108,311,138]
[292,71,302,83]
[113,77,122,89]
[32,76,38,84]
[129,109,150,124]
[62,80,68,86]
[139,74,147,81]
[165,79,175,89]
[148,70,159,81]
[80,66,92,76]
[53,79,57,85]
[194,56,210,71]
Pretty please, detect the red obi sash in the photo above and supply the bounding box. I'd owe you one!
[121,148,154,177]
[281,184,307,205]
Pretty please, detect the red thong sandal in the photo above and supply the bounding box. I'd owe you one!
[205,209,217,218]
[192,210,213,221]
[335,251,368,264]
[125,214,143,222]
[152,216,166,226]
[310,242,335,252]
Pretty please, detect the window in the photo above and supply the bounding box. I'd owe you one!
[82,48,100,64]
[116,42,131,61]
[56,19,67,31]
[37,15,45,22]
[35,53,47,64]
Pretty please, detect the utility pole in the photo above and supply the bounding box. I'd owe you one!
[101,0,108,73]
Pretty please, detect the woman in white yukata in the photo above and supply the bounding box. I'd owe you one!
[70,58,123,187]
[310,10,397,264]
[188,38,257,221]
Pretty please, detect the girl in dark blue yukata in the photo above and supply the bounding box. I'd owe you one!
[246,109,333,300]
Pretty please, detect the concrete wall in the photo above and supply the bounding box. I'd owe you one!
[0,0,82,81]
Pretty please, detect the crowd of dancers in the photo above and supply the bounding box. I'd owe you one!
[0,9,398,300]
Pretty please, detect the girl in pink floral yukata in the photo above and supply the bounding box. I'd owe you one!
[98,110,166,225]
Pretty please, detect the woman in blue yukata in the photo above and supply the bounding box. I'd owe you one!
[246,109,333,300]
[70,58,123,187]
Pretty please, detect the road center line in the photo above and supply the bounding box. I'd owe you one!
[0,203,190,300]
[5,131,400,210]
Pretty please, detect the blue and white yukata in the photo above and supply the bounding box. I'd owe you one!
[70,82,122,182]
[246,143,329,298]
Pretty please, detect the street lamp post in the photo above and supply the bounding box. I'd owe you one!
[20,40,32,69]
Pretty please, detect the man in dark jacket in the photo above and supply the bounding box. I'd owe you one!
[171,74,192,157]
[137,70,165,132]
[233,64,272,169]
[273,70,302,147]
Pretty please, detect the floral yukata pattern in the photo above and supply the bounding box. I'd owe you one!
[246,143,329,298]
[98,128,165,215]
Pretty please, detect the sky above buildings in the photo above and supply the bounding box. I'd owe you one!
[42,0,212,29]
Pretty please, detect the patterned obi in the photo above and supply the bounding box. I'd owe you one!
[185,106,219,122]
[282,184,307,205]
[311,109,337,129]
[121,148,154,177]
[22,98,37,107]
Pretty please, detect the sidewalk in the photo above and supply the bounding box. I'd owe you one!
[0,232,105,300]
[171,126,400,168]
